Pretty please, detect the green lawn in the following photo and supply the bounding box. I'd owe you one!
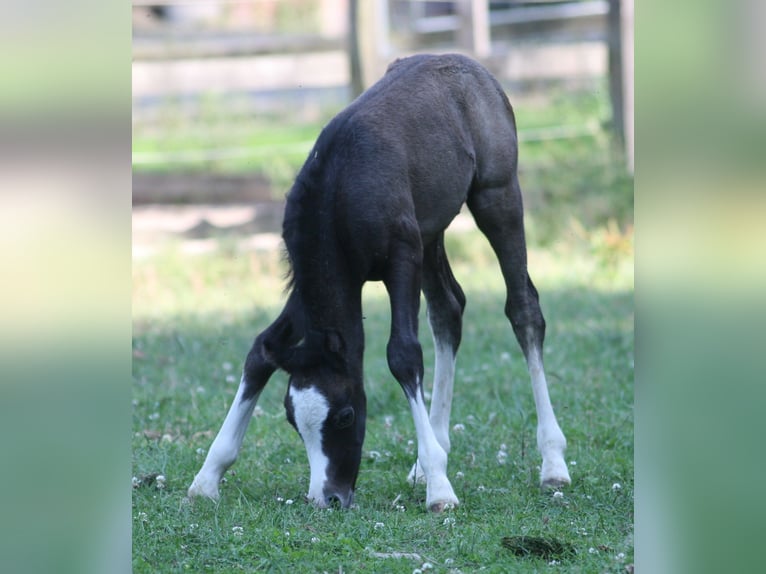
[132,212,633,572]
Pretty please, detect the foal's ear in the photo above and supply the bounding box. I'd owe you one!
[324,330,345,355]
[262,337,314,374]
[323,330,346,371]
[263,330,346,374]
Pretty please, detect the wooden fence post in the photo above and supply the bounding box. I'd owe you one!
[622,0,634,173]
[348,0,364,98]
[457,0,490,58]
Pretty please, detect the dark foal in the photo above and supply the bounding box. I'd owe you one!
[188,53,570,512]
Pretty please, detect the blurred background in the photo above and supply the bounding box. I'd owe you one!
[132,0,634,259]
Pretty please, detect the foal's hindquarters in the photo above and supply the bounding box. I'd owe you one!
[397,180,571,504]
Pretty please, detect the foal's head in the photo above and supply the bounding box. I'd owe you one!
[267,329,366,508]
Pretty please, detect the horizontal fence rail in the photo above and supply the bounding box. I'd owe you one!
[132,123,602,166]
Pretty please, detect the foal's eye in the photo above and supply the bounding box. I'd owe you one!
[333,406,355,429]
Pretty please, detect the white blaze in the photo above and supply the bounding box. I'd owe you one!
[289,386,331,504]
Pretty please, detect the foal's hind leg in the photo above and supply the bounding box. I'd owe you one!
[188,294,301,500]
[384,235,459,512]
[468,176,570,488]
[409,234,466,485]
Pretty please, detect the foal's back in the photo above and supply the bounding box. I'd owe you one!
[292,54,520,262]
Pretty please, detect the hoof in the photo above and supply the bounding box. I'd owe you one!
[428,500,458,513]
[540,458,571,489]
[541,476,571,490]
[187,476,221,501]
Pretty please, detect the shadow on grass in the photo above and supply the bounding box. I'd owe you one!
[132,285,632,430]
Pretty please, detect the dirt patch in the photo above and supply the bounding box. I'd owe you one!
[133,172,276,205]
[132,202,285,258]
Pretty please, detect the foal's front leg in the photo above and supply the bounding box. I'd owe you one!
[187,374,264,500]
[384,241,459,512]
[409,236,466,485]
[188,302,298,500]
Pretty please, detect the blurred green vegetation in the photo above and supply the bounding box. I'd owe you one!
[133,81,633,246]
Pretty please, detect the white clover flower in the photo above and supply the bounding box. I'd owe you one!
[500,352,511,362]
[588,547,597,554]
[452,423,465,432]
[311,537,320,544]
[444,558,454,565]
[395,504,406,512]
[374,522,385,530]
[412,569,422,574]
[496,450,508,464]
[276,496,284,502]
[548,559,560,566]
[369,450,382,460]
[155,475,166,489]
[253,406,265,416]
[384,415,394,428]
[616,552,626,561]
[285,499,294,505]
[132,476,140,488]
[612,482,622,492]
[553,491,564,499]
[137,512,148,522]
[499,443,507,451]
[455,471,465,479]
[231,526,243,537]
[569,460,577,466]
[196,447,206,455]
[443,516,456,527]
[225,375,237,383]
[284,531,290,537]
[477,485,486,492]
[222,362,233,371]
[421,563,433,570]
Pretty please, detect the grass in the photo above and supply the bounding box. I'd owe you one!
[133,210,633,572]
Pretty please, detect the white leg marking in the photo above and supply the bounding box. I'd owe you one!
[527,348,570,487]
[188,377,260,500]
[429,339,456,453]
[409,337,456,485]
[289,386,330,506]
[408,390,459,512]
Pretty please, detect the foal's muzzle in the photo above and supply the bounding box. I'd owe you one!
[315,488,354,509]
